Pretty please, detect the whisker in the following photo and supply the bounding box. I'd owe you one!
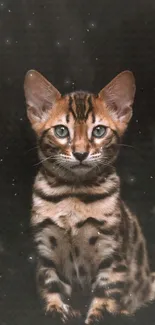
[25,145,39,154]
[116,143,136,150]
[33,155,57,166]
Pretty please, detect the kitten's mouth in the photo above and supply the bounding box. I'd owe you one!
[71,163,90,170]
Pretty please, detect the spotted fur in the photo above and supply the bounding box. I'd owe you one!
[24,70,155,323]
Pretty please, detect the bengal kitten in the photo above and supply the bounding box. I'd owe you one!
[24,70,155,324]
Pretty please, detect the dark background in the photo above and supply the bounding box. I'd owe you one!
[0,0,155,324]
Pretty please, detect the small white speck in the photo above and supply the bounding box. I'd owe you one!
[89,22,96,29]
[56,41,61,47]
[95,57,98,61]
[32,12,35,15]
[139,131,141,134]
[5,38,12,45]
[15,40,18,44]
[136,119,139,123]
[7,77,11,83]
[128,175,136,184]
[20,117,23,121]
[86,28,90,32]
[64,78,71,86]
[8,9,11,13]
[0,159,3,162]
[27,21,33,28]
[150,176,153,179]
[97,231,100,235]
[28,254,36,263]
[14,193,17,196]
[6,146,8,150]
[71,82,75,90]
[82,40,85,44]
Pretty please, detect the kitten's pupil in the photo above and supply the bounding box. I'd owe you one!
[54,125,69,138]
[92,125,107,138]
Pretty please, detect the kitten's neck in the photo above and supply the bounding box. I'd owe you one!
[41,162,118,187]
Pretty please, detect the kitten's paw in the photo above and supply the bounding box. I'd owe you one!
[85,308,104,324]
[121,309,130,315]
[44,293,80,322]
[45,301,80,323]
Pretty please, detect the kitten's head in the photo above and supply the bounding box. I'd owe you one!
[24,70,136,180]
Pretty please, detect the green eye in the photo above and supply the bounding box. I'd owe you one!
[92,125,107,138]
[54,125,69,138]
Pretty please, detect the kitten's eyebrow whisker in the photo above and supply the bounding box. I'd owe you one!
[25,145,40,154]
[116,143,136,150]
[33,155,58,166]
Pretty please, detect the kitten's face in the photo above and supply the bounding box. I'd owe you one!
[24,70,136,179]
[38,93,121,174]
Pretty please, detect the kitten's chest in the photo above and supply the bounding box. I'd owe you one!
[52,199,102,229]
[33,168,119,229]
[33,194,118,231]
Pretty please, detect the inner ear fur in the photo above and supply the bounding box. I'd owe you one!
[98,71,136,129]
[24,70,61,131]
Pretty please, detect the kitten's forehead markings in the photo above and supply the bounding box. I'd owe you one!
[73,92,88,121]
[68,95,76,121]
[87,95,95,123]
[67,93,95,123]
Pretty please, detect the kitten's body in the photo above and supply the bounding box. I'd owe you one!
[24,71,155,323]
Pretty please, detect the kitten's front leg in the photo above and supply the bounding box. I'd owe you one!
[33,218,79,322]
[37,257,78,322]
[85,257,128,324]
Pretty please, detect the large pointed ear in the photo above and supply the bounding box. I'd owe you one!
[98,71,136,127]
[24,70,61,130]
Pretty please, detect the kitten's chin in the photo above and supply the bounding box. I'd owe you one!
[42,160,98,182]
[70,164,91,171]
[63,162,93,176]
